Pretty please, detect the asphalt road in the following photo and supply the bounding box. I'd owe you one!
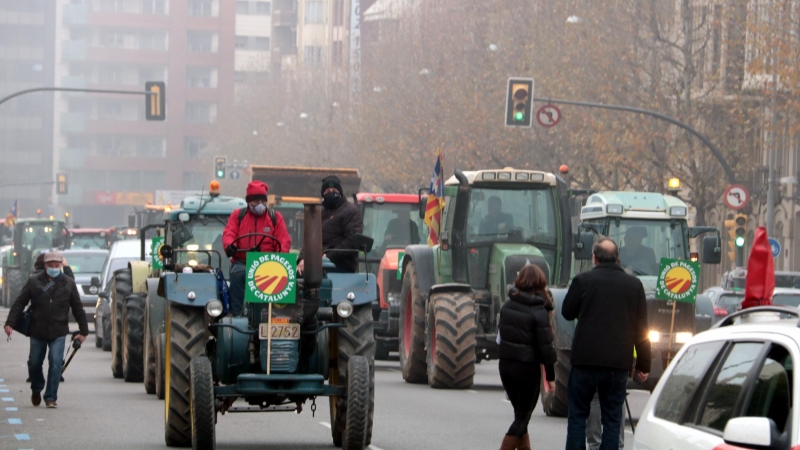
[0,307,649,450]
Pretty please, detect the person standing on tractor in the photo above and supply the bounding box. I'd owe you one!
[297,175,363,275]
[223,181,291,316]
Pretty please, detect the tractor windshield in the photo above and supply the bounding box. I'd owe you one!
[172,218,229,274]
[608,218,688,276]
[71,234,109,250]
[362,203,426,260]
[19,223,61,252]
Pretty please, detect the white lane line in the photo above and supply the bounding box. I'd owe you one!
[466,390,477,394]
[0,389,9,392]
[2,397,14,402]
[15,433,30,440]
[5,407,18,411]
[8,418,21,424]
[319,421,331,429]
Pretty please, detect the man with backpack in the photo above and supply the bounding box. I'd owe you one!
[222,180,292,316]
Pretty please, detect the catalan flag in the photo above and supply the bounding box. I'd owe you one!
[424,149,445,246]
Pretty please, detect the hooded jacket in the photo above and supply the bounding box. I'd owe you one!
[299,196,363,272]
[5,271,89,340]
[222,208,292,262]
[498,288,557,379]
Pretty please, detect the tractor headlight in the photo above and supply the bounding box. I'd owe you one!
[675,332,693,344]
[337,301,354,319]
[206,300,223,317]
[648,330,661,342]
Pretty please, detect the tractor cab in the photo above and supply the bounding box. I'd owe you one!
[14,219,68,271]
[68,228,111,250]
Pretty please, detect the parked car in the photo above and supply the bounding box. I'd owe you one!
[95,239,151,351]
[701,286,745,322]
[771,287,800,308]
[61,249,108,329]
[634,306,797,450]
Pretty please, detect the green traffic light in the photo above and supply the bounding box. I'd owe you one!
[735,236,745,247]
[514,112,524,121]
[216,170,224,178]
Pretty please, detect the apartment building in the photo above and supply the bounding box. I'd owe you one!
[235,0,272,86]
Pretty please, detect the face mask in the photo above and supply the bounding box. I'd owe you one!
[250,203,266,216]
[46,268,62,278]
[322,192,341,208]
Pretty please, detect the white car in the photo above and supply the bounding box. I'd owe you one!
[634,306,797,450]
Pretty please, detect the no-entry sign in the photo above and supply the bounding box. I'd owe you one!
[723,184,750,210]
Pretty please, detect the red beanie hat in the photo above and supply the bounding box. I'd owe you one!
[245,181,268,203]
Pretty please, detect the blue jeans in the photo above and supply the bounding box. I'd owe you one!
[229,261,246,316]
[29,336,66,402]
[566,366,628,450]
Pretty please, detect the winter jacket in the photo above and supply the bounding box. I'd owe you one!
[222,208,292,262]
[498,288,557,380]
[562,262,651,373]
[5,271,89,340]
[299,197,363,272]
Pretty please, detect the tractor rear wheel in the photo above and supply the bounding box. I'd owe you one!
[540,349,570,417]
[123,293,145,382]
[398,263,427,384]
[190,356,216,450]
[6,269,24,308]
[337,304,374,445]
[111,269,132,378]
[102,313,112,352]
[342,355,370,450]
[374,341,390,360]
[155,332,166,400]
[165,303,207,447]
[425,291,476,389]
[144,306,156,394]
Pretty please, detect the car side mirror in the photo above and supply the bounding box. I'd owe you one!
[98,291,109,299]
[418,187,427,219]
[702,235,721,264]
[574,232,594,260]
[723,417,785,450]
[90,276,101,287]
[353,234,374,253]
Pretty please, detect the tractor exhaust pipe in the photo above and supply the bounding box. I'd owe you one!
[300,203,322,359]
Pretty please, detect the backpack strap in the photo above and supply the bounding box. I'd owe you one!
[237,207,247,224]
[237,207,277,227]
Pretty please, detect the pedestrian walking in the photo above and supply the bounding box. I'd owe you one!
[562,238,650,450]
[497,264,557,450]
[3,251,88,408]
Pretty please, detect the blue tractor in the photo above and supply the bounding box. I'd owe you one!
[157,202,377,449]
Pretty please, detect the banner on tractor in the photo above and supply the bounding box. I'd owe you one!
[245,252,297,304]
[151,236,164,270]
[655,257,700,303]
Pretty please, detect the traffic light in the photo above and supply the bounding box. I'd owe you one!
[724,214,736,262]
[145,81,166,121]
[56,173,68,195]
[214,157,226,179]
[733,213,747,248]
[505,77,534,127]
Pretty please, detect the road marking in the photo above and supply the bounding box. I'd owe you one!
[2,397,14,402]
[368,445,385,450]
[0,389,9,392]
[6,407,18,411]
[319,421,331,429]
[15,433,30,440]
[0,384,6,387]
[466,390,477,394]
[8,418,21,424]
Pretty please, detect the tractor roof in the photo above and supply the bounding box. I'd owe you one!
[580,191,689,220]
[357,193,421,204]
[69,228,110,235]
[169,194,246,220]
[444,167,557,187]
[17,219,66,225]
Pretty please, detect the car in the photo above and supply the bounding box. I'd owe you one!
[775,271,800,289]
[701,286,744,322]
[634,305,798,450]
[95,239,151,351]
[771,287,800,308]
[61,249,108,327]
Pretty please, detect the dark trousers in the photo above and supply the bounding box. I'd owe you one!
[228,261,246,316]
[499,359,541,437]
[566,366,628,450]
[29,336,66,402]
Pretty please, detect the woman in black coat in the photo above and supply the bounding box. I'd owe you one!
[497,264,557,450]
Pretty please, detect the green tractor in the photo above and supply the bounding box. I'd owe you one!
[156,202,376,449]
[1,218,68,306]
[399,167,573,388]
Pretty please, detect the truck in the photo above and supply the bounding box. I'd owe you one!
[540,191,721,416]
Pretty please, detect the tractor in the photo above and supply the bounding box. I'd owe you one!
[158,201,376,449]
[1,218,68,306]
[540,191,722,416]
[399,167,573,389]
[356,193,426,360]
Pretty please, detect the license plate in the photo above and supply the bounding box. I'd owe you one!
[258,323,300,340]
[84,307,96,314]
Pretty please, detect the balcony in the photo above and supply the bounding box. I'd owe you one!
[60,112,86,133]
[272,9,297,27]
[62,40,87,61]
[63,4,89,25]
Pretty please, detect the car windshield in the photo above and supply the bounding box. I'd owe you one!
[775,274,800,288]
[20,223,61,251]
[71,234,109,250]
[717,293,744,313]
[66,253,107,274]
[173,218,229,273]
[608,219,687,276]
[772,293,800,308]
[363,202,426,259]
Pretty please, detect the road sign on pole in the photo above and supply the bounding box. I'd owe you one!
[536,105,561,128]
[723,184,750,210]
[768,238,781,258]
[230,170,241,180]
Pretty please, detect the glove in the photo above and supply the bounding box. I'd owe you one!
[544,364,555,382]
[225,244,238,258]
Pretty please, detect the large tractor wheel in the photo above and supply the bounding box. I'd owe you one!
[337,304,375,446]
[398,263,427,384]
[6,268,24,308]
[144,307,156,394]
[540,349,571,417]
[155,332,166,400]
[374,341,390,361]
[111,269,132,378]
[165,303,207,447]
[123,293,145,382]
[190,356,216,450]
[342,355,370,450]
[102,314,112,352]
[425,291,476,389]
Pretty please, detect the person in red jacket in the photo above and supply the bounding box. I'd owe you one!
[223,181,291,316]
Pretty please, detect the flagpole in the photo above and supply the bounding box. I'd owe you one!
[437,149,443,282]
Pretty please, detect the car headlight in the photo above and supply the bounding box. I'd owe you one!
[648,330,661,343]
[336,301,354,319]
[675,332,693,344]
[205,300,223,317]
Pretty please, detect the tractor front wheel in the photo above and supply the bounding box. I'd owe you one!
[6,269,24,308]
[123,294,145,382]
[425,291,476,389]
[337,304,374,445]
[102,313,112,352]
[398,263,427,384]
[155,332,166,400]
[144,305,156,394]
[111,269,132,378]
[342,355,371,450]
[540,349,570,417]
[190,356,216,450]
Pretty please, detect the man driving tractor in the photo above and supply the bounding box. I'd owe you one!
[223,180,292,316]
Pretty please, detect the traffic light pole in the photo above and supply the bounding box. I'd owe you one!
[532,97,737,184]
[736,246,744,268]
[0,87,156,108]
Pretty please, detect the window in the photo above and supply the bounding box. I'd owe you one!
[103,101,123,117]
[139,31,167,50]
[186,67,215,88]
[236,1,249,13]
[99,66,122,84]
[69,28,93,41]
[188,0,214,17]
[183,137,208,159]
[304,46,322,66]
[185,102,216,123]
[745,345,792,433]
[104,31,125,47]
[235,36,248,49]
[138,67,166,83]
[142,0,167,14]
[254,37,270,50]
[97,136,124,156]
[136,137,165,157]
[255,1,270,14]
[187,31,216,53]
[99,0,124,12]
[654,341,725,423]
[305,1,323,23]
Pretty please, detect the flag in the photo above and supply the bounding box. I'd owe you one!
[424,149,445,246]
[741,226,775,309]
[5,200,18,227]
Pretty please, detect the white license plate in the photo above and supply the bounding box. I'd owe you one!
[258,323,300,340]
[84,307,96,314]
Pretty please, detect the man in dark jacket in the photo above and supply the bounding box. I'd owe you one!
[562,238,650,450]
[4,252,88,409]
[298,175,363,274]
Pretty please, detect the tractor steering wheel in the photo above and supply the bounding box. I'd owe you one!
[232,233,283,254]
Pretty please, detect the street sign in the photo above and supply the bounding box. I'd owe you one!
[230,170,241,180]
[151,237,165,270]
[723,184,750,210]
[536,105,561,128]
[768,237,781,258]
[245,253,297,304]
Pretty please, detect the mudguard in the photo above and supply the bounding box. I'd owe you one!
[325,273,377,306]
[161,272,218,307]
[129,260,150,294]
[215,316,250,385]
[430,283,472,296]
[401,245,436,301]
[146,277,166,338]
